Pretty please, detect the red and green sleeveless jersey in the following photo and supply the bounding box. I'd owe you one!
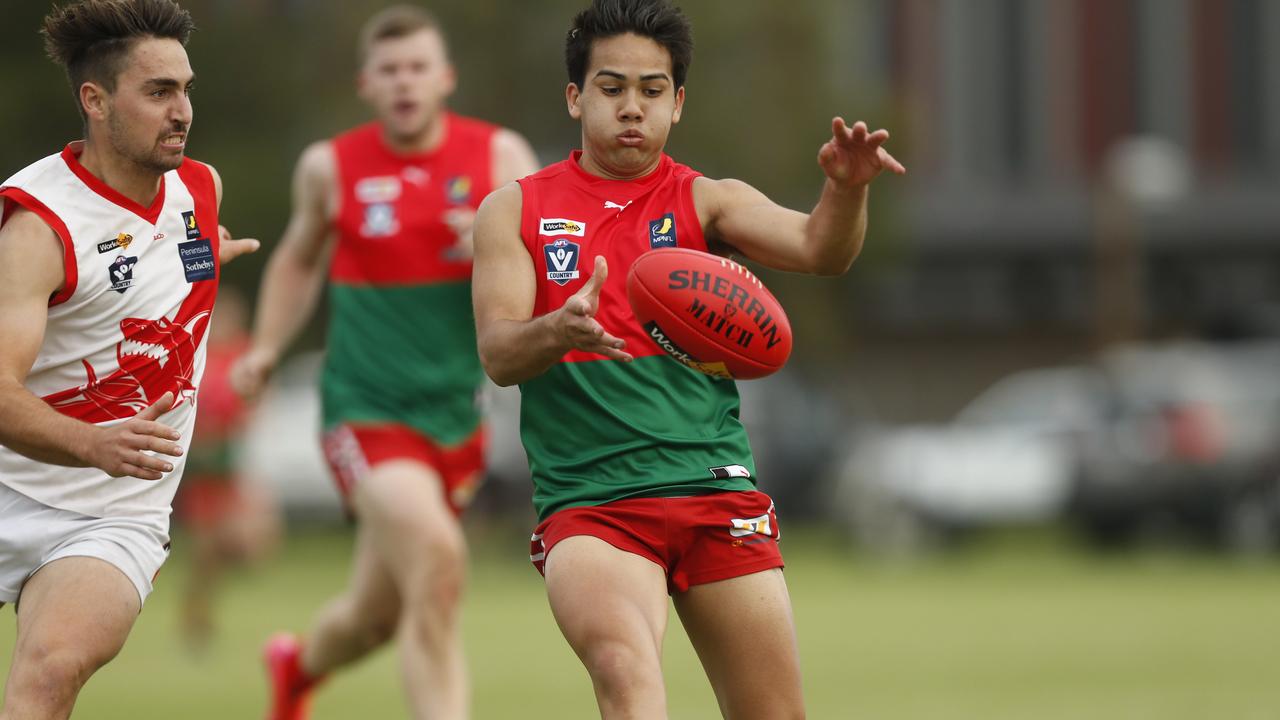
[518,152,757,520]
[325,114,495,445]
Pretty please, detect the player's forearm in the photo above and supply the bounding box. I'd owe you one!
[478,315,571,387]
[0,378,95,467]
[249,244,327,360]
[802,180,869,276]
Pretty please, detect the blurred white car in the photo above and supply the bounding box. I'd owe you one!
[833,365,1108,551]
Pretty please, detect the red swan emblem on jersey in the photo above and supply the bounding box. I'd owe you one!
[42,311,211,422]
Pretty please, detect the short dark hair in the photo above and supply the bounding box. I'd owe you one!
[42,0,195,118]
[565,0,693,89]
[358,5,445,65]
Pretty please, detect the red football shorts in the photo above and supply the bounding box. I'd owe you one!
[322,423,486,517]
[529,490,784,594]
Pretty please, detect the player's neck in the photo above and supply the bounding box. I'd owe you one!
[381,111,448,156]
[78,139,164,208]
[577,147,662,181]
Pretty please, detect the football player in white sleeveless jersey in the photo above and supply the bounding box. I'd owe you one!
[0,2,257,717]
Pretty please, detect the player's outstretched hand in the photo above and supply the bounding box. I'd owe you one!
[229,347,277,403]
[86,391,183,481]
[818,118,907,188]
[555,256,633,362]
[218,225,261,266]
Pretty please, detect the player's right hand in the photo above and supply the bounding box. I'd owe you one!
[554,256,633,362]
[229,346,278,402]
[86,391,183,481]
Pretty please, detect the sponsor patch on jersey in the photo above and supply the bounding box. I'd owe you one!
[445,175,472,204]
[539,218,587,237]
[648,213,677,249]
[361,203,399,238]
[355,176,402,204]
[97,232,134,254]
[182,210,201,240]
[729,512,772,538]
[709,464,752,480]
[544,238,581,285]
[109,255,137,293]
[177,239,216,282]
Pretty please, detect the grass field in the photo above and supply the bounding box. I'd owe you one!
[3,524,1279,719]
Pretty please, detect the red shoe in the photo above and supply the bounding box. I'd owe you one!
[264,633,321,720]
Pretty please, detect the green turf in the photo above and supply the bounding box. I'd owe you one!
[2,525,1279,719]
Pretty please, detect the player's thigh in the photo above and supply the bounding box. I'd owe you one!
[543,535,670,661]
[672,568,803,716]
[353,460,465,582]
[13,556,141,672]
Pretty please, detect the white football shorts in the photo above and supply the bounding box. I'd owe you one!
[0,482,169,605]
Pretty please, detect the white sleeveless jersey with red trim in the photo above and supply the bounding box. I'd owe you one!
[0,142,220,519]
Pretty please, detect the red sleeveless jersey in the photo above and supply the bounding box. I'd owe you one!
[330,113,496,284]
[516,152,758,520]
[323,113,497,445]
[519,151,708,359]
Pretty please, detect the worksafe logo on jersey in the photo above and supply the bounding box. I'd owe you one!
[177,239,216,282]
[539,218,587,237]
[544,238,581,285]
[355,176,402,204]
[109,256,137,293]
[648,213,677,249]
[729,512,772,538]
[97,232,134,254]
[181,211,201,240]
[444,175,472,204]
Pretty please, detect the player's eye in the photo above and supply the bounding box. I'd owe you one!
[601,86,621,96]
[644,88,663,97]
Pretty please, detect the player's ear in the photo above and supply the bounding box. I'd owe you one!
[672,86,685,125]
[566,83,583,120]
[442,62,458,98]
[81,82,108,123]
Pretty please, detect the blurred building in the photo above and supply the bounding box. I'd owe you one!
[852,0,1279,339]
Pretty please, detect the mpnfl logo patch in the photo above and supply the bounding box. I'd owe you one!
[539,217,587,237]
[182,210,201,240]
[648,213,677,249]
[444,175,472,204]
[361,203,399,238]
[729,513,772,538]
[544,238,581,285]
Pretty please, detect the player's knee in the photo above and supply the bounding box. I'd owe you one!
[13,644,108,699]
[581,640,656,694]
[409,527,468,610]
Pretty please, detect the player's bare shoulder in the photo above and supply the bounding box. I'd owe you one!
[474,181,524,242]
[294,139,340,217]
[0,205,65,296]
[490,129,540,187]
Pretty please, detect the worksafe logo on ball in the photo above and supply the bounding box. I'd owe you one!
[648,213,677,248]
[544,238,581,285]
[539,217,587,237]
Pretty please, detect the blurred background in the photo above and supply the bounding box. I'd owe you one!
[2,1,1279,718]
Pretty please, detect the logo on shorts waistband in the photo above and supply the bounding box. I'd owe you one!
[729,513,773,538]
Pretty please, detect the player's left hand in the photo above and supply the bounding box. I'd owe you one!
[818,118,906,188]
[218,225,261,266]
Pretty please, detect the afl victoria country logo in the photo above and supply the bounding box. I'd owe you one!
[544,239,581,285]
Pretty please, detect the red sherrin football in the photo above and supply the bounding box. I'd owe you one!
[626,248,793,380]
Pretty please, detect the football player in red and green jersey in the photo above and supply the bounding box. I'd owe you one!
[472,0,904,717]
[232,6,538,719]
